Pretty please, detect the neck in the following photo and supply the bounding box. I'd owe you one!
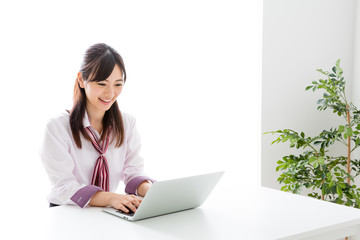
[86,107,105,134]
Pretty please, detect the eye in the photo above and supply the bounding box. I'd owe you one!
[115,84,123,87]
[97,82,106,86]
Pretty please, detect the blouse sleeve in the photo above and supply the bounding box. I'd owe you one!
[122,115,155,194]
[40,118,101,207]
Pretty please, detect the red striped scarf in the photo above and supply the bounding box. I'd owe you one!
[85,127,110,191]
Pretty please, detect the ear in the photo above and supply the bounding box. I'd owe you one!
[77,72,85,88]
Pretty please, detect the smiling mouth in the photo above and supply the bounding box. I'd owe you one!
[99,97,112,103]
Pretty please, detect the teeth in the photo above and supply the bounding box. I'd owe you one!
[99,98,112,103]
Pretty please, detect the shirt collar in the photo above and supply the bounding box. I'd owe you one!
[83,110,92,128]
[83,111,102,139]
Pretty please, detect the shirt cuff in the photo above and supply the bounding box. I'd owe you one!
[70,185,102,208]
[125,176,156,195]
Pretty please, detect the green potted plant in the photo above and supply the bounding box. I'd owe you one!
[265,60,360,207]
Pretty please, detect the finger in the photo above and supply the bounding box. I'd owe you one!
[130,198,141,208]
[129,194,142,201]
[115,204,130,213]
[124,201,138,213]
[128,195,142,206]
[128,194,140,200]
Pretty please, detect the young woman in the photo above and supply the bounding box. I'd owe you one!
[41,43,154,214]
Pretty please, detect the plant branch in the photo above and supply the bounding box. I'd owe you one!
[347,105,351,185]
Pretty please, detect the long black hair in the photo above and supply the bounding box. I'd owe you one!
[70,43,127,148]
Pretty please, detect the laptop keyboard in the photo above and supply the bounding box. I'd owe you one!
[116,209,135,217]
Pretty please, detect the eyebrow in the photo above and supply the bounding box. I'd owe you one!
[100,79,124,82]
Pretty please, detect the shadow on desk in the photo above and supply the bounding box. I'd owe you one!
[133,208,217,240]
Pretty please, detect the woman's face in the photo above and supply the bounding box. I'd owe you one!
[79,64,124,117]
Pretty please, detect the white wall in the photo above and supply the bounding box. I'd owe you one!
[262,0,356,190]
[353,1,360,107]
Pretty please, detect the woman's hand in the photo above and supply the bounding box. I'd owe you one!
[109,193,142,213]
[89,192,142,213]
[137,181,152,197]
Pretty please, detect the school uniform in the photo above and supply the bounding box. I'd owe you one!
[40,111,154,208]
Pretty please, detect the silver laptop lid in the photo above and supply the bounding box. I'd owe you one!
[104,171,224,221]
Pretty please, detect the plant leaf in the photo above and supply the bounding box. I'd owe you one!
[336,185,343,197]
[338,125,345,133]
[309,156,317,164]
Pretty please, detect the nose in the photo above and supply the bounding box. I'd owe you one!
[103,85,116,99]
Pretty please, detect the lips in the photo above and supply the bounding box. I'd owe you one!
[99,97,112,104]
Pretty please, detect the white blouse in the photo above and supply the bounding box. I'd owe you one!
[40,111,152,207]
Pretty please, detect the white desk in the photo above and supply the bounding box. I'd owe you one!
[38,186,360,240]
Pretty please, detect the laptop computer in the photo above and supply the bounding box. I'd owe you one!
[103,171,224,221]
